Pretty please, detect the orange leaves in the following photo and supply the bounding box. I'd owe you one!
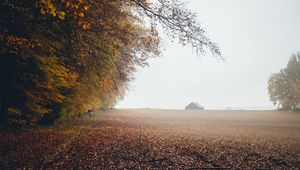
[84,5,89,11]
[37,0,61,18]
[82,22,90,30]
[36,0,91,29]
[78,12,84,17]
[77,0,84,4]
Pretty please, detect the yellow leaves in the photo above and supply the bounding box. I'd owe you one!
[36,0,91,29]
[84,5,89,11]
[58,11,66,20]
[66,1,71,8]
[40,8,47,15]
[78,12,84,17]
[50,9,57,17]
[82,22,90,30]
[37,0,60,18]
[41,0,51,4]
[47,3,55,9]
[37,55,78,89]
[26,55,79,119]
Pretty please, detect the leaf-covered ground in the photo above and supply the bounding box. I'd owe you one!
[1,109,300,169]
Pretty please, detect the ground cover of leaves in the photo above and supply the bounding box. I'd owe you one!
[0,109,300,169]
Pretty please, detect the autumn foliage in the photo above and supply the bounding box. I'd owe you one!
[0,0,220,126]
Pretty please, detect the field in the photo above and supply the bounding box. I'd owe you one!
[1,109,300,169]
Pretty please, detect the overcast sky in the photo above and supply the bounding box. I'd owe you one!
[117,0,300,110]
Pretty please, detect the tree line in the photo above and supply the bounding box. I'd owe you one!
[0,0,220,127]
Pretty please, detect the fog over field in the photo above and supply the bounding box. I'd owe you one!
[117,0,300,110]
[105,109,300,147]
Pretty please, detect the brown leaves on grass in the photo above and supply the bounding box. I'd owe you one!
[0,129,69,169]
[1,111,300,169]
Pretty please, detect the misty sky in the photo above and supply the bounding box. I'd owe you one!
[117,0,300,110]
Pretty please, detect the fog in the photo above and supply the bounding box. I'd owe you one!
[102,109,300,147]
[117,0,300,110]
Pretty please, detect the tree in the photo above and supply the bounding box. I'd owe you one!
[268,52,300,110]
[0,0,221,126]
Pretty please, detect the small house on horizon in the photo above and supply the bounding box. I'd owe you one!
[185,102,204,110]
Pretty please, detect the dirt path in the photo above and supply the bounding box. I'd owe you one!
[1,109,300,169]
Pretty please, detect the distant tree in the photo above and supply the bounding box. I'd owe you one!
[268,52,300,110]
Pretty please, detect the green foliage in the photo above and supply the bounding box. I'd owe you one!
[268,52,300,110]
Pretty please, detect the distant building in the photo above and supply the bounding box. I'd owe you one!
[185,102,204,110]
[296,104,300,110]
